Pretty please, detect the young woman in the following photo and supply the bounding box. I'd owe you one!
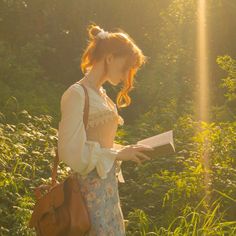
[57,24,154,236]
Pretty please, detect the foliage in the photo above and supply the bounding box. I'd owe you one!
[126,198,236,235]
[1,0,236,235]
[210,55,236,122]
[0,40,65,127]
[122,116,236,234]
[0,110,69,236]
[2,109,236,235]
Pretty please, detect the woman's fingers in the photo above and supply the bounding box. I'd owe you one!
[132,156,142,165]
[131,151,151,165]
[134,144,154,151]
[116,144,154,164]
[129,144,153,164]
[136,151,151,161]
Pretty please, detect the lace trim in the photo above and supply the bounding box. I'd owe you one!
[87,110,124,129]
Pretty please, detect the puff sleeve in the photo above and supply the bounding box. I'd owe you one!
[57,85,120,179]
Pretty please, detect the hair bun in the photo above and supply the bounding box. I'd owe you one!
[87,24,103,40]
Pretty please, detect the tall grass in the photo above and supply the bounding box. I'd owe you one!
[126,193,236,235]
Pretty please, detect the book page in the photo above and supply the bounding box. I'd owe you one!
[137,130,174,148]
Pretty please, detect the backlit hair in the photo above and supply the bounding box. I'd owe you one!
[80,22,148,109]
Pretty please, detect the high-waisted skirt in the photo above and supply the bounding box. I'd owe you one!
[76,160,126,236]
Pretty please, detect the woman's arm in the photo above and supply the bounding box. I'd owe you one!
[57,85,119,179]
[113,142,125,150]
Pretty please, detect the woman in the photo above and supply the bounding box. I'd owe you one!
[57,23,154,236]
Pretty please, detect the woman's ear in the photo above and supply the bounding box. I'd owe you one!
[105,53,114,65]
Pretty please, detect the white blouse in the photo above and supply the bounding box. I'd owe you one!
[57,82,125,182]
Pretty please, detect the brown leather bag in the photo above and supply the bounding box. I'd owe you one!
[28,83,91,236]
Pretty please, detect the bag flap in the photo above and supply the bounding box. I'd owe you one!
[29,180,66,227]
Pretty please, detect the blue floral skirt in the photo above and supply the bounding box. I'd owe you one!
[76,160,126,236]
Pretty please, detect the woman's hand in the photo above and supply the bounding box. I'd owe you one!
[116,144,154,165]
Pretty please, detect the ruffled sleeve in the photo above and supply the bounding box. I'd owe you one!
[57,85,119,179]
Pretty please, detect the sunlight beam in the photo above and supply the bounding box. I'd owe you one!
[197,0,209,122]
[197,0,211,206]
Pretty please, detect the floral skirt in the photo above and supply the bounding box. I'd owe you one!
[76,160,126,236]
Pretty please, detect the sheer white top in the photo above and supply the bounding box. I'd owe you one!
[57,82,125,183]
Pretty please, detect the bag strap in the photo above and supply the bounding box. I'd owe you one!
[51,83,89,186]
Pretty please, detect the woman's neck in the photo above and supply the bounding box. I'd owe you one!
[82,62,108,92]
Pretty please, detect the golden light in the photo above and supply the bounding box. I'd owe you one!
[196,0,211,204]
[197,0,209,122]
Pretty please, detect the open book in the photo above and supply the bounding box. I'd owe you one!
[136,130,175,158]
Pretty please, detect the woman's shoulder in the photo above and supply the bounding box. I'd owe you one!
[70,82,86,94]
[63,82,85,97]
[60,82,86,107]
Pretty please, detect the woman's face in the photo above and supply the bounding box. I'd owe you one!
[105,54,130,85]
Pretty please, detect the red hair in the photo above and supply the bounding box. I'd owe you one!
[80,23,148,109]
